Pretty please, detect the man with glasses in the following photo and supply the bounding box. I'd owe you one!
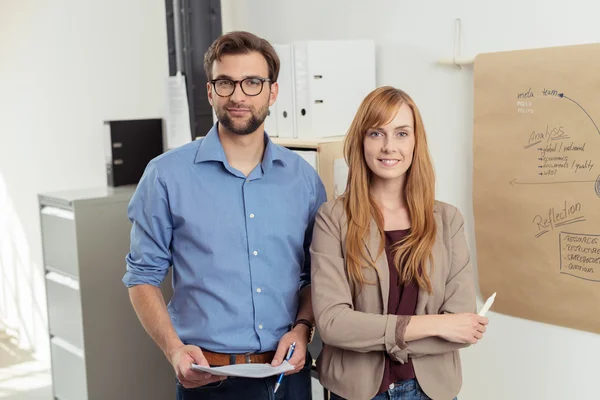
[122,31,326,400]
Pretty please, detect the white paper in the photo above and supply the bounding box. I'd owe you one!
[190,361,294,378]
[165,73,193,149]
[478,292,497,316]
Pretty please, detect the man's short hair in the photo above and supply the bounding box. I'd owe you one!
[203,31,280,82]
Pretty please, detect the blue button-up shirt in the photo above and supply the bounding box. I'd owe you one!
[122,124,327,353]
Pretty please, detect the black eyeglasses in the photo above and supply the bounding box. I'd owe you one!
[210,77,271,97]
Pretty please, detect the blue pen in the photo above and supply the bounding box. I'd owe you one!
[273,341,296,393]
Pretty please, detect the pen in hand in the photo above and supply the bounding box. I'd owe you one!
[273,341,296,394]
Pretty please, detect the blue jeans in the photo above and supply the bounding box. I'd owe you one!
[176,353,312,400]
[330,378,456,400]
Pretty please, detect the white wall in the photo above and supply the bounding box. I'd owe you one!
[0,0,168,360]
[220,1,600,399]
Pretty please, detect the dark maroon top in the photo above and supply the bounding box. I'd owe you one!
[378,229,419,394]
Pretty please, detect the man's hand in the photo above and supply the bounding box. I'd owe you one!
[169,344,226,388]
[270,325,309,375]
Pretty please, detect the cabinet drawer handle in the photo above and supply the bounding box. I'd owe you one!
[51,336,84,358]
[41,206,74,220]
[46,271,80,291]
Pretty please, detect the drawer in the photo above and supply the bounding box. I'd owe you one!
[50,336,87,400]
[46,272,84,349]
[41,206,79,277]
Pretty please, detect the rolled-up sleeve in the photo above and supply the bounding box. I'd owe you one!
[122,162,173,288]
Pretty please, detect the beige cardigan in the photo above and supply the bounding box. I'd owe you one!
[310,199,476,400]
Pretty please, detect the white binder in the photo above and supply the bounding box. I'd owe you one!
[271,44,296,138]
[293,40,376,139]
[264,101,278,137]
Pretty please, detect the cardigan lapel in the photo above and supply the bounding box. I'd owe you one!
[363,218,390,314]
[415,211,442,313]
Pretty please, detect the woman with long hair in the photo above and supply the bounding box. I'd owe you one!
[310,87,488,400]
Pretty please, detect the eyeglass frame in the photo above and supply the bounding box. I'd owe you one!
[210,77,272,97]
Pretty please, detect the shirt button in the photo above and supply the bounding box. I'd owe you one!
[258,324,263,329]
[249,213,255,219]
[253,250,258,256]
[246,179,251,183]
[256,288,262,293]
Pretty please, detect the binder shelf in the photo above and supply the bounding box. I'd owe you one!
[271,136,348,201]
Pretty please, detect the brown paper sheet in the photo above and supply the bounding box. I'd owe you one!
[473,43,600,334]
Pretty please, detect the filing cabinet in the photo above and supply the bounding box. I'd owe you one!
[39,186,173,400]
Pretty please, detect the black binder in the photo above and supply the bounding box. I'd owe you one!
[104,119,164,187]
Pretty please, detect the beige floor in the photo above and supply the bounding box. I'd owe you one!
[312,376,327,400]
[0,334,52,400]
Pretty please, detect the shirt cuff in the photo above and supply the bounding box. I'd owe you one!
[122,268,167,288]
[395,315,412,349]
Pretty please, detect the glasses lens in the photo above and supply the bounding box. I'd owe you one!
[215,80,235,96]
[241,78,263,96]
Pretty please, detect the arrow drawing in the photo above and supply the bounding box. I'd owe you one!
[559,93,600,135]
[511,176,600,198]
[510,178,598,186]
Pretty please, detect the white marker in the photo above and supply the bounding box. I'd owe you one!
[478,292,496,316]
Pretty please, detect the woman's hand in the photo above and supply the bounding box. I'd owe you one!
[437,313,488,344]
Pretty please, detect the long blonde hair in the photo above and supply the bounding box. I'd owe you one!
[342,86,436,293]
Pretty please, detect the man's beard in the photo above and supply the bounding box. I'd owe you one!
[216,101,269,136]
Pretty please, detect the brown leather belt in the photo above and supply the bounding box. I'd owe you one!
[202,350,276,366]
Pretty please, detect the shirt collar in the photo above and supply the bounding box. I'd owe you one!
[194,124,226,163]
[194,123,287,168]
[262,134,287,169]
